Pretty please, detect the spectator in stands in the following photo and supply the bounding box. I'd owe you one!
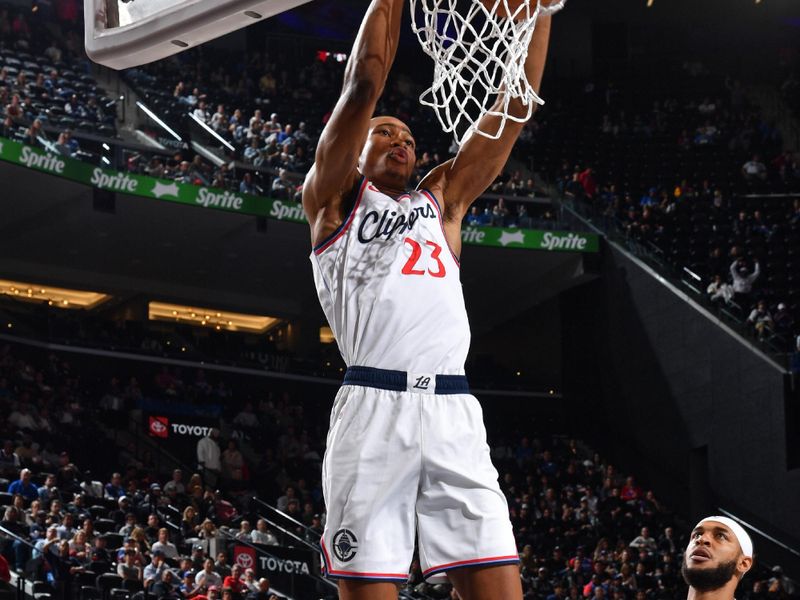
[8,402,37,431]
[221,440,245,483]
[43,539,85,600]
[33,525,59,559]
[131,527,151,554]
[222,564,245,598]
[620,476,642,502]
[164,469,185,497]
[195,558,222,590]
[772,303,794,338]
[181,507,200,541]
[266,113,281,135]
[270,168,292,200]
[234,521,252,542]
[54,132,73,157]
[180,570,199,597]
[250,519,277,546]
[144,550,168,589]
[0,441,20,478]
[89,535,112,573]
[239,173,257,195]
[233,402,259,429]
[242,569,258,594]
[214,552,231,579]
[152,568,181,599]
[151,528,179,560]
[246,577,280,600]
[210,105,227,133]
[243,138,262,163]
[742,155,767,181]
[105,472,124,499]
[117,548,143,582]
[61,130,79,155]
[197,428,221,488]
[193,101,210,123]
[7,468,38,501]
[629,527,657,554]
[707,275,733,306]
[247,111,263,140]
[189,544,206,571]
[730,258,760,305]
[119,513,137,537]
[56,513,76,540]
[747,300,773,341]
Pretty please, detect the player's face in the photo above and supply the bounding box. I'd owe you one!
[681,521,751,590]
[359,117,416,189]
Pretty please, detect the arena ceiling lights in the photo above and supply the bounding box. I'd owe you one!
[148,302,281,334]
[0,279,110,309]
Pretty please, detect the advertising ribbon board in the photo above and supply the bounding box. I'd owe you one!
[235,544,319,598]
[0,136,598,252]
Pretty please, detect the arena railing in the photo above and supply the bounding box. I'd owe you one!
[0,523,38,600]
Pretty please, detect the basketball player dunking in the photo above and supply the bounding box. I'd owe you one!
[301,1,554,598]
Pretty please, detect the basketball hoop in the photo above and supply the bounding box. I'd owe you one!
[410,0,566,145]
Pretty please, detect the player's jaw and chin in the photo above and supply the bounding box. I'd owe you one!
[681,541,744,593]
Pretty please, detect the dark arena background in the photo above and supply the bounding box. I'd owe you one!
[0,0,799,598]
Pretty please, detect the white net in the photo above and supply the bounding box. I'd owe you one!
[410,0,566,145]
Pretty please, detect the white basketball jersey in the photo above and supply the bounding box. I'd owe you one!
[310,176,471,374]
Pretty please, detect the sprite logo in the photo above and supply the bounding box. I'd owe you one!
[270,200,306,222]
[90,168,138,192]
[19,146,65,174]
[540,232,589,251]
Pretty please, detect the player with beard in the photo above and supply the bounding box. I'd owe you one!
[682,516,753,600]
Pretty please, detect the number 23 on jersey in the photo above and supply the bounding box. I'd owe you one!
[401,237,446,278]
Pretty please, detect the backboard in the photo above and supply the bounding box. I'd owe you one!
[84,0,313,70]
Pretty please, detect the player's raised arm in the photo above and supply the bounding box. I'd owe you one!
[419,6,554,229]
[302,0,405,247]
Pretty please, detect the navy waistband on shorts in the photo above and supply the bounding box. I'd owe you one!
[343,366,469,395]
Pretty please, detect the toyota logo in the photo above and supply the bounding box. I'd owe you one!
[236,553,254,569]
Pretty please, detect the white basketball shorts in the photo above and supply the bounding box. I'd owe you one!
[319,366,518,584]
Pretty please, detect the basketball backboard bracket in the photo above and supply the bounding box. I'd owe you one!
[84,0,313,70]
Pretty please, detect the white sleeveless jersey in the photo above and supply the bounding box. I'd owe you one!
[310,176,470,375]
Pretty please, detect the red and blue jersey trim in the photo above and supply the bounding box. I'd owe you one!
[313,175,368,255]
[319,537,408,583]
[422,555,520,580]
[419,188,461,268]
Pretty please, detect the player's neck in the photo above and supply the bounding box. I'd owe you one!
[374,183,406,199]
[687,583,738,600]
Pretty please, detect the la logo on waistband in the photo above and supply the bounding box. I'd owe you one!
[408,372,436,394]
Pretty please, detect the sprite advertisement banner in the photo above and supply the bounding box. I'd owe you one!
[0,136,598,253]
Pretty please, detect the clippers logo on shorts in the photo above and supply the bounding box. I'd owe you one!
[332,529,358,562]
[149,416,169,438]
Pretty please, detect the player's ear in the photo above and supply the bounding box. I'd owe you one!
[737,555,753,577]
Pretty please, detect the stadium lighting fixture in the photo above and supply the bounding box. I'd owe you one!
[188,112,236,152]
[0,279,110,309]
[149,301,281,333]
[136,101,183,142]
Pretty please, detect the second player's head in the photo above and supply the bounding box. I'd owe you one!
[682,516,753,595]
[359,116,417,191]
